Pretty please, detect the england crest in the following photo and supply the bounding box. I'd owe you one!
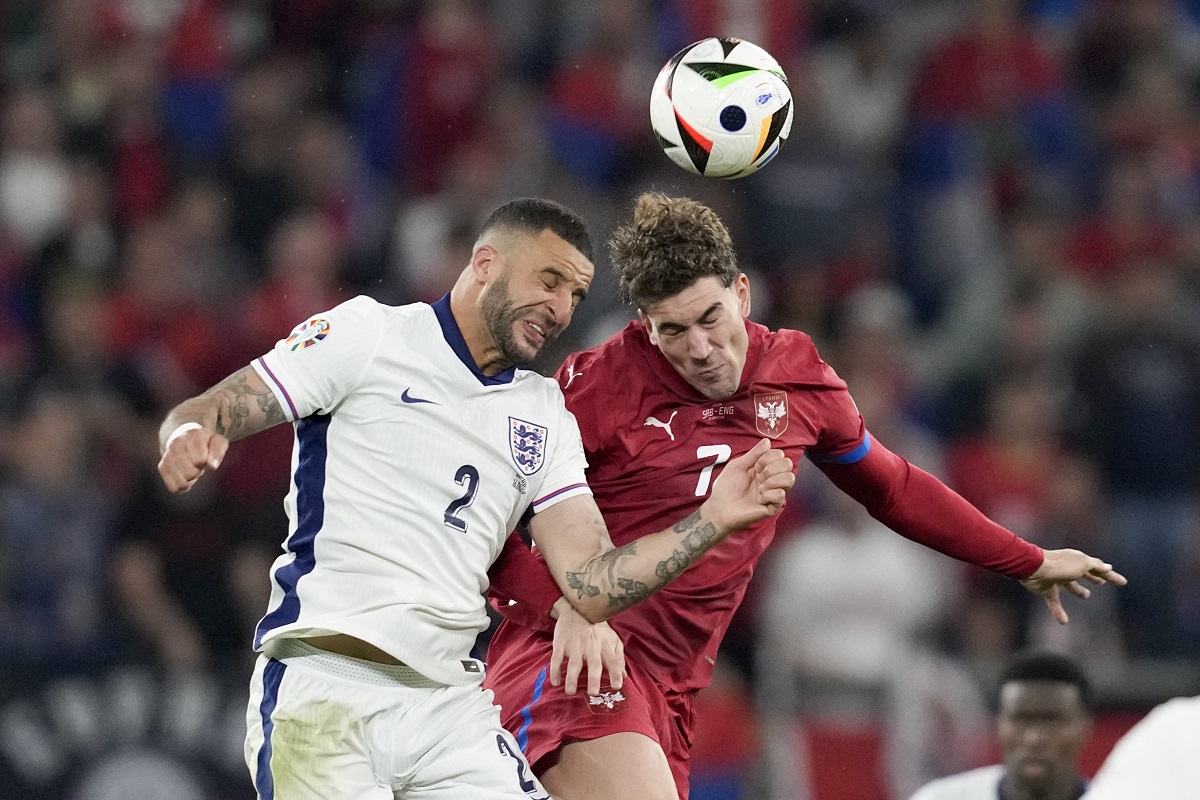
[509,417,547,476]
[755,392,789,438]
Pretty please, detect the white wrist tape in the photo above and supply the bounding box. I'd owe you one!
[165,422,203,449]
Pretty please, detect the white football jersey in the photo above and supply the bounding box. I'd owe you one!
[908,765,1002,800]
[1083,696,1200,799]
[249,295,591,686]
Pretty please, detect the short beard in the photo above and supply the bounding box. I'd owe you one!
[481,272,534,367]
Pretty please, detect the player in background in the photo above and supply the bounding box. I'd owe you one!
[155,197,796,800]
[483,193,1126,800]
[1081,694,1200,798]
[909,651,1092,800]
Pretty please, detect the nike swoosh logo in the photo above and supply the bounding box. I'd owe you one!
[401,388,437,405]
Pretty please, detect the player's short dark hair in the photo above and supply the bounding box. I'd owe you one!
[480,197,594,264]
[609,192,740,308]
[1000,650,1092,710]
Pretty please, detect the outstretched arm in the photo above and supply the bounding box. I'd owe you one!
[529,438,794,623]
[816,435,1126,623]
[157,365,288,492]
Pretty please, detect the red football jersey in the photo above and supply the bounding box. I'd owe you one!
[553,318,865,693]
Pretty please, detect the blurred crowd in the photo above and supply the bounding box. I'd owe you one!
[1,0,1199,798]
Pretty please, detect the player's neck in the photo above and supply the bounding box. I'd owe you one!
[447,286,509,376]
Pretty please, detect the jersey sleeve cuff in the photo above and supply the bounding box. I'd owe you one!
[252,355,299,422]
[530,482,592,514]
[807,431,872,465]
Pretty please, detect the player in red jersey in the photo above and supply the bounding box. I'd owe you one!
[483,193,1126,800]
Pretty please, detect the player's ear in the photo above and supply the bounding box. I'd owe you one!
[735,273,751,317]
[470,243,502,283]
[639,310,659,345]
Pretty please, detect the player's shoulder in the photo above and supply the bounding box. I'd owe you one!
[583,320,648,367]
[757,322,820,360]
[513,367,568,404]
[909,765,1003,800]
[752,322,839,382]
[309,294,392,331]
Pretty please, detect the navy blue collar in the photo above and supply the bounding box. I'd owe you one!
[996,776,1087,800]
[432,294,516,386]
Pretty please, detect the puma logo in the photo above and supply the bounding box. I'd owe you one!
[564,362,583,388]
[644,410,678,441]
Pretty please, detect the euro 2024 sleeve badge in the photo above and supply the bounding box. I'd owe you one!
[286,318,331,350]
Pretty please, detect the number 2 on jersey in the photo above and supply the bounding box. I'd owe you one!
[443,465,480,532]
[694,444,732,496]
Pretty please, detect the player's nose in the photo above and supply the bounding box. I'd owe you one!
[686,329,713,359]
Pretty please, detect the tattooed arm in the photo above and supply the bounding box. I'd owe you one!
[156,366,287,493]
[528,439,795,622]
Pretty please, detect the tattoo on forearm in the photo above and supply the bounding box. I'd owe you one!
[672,511,701,535]
[594,513,722,613]
[567,571,600,599]
[607,577,652,613]
[208,370,285,440]
[655,519,718,584]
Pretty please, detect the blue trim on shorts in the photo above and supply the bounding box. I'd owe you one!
[806,432,872,465]
[517,666,549,752]
[255,659,288,800]
[254,414,331,648]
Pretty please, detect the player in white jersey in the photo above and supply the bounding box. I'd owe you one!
[156,198,796,800]
[910,651,1092,800]
[1081,694,1200,799]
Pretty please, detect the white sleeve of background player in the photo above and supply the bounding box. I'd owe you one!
[529,398,592,514]
[250,295,384,421]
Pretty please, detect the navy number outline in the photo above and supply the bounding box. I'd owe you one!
[496,735,539,794]
[443,465,480,532]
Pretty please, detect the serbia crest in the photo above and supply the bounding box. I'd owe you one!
[754,392,788,438]
[509,417,547,475]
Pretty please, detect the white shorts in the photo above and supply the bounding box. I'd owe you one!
[244,638,549,799]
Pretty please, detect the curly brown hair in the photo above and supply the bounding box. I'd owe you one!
[609,193,739,308]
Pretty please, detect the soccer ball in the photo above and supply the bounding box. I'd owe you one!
[650,37,793,179]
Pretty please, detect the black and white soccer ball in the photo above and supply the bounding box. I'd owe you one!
[650,37,793,179]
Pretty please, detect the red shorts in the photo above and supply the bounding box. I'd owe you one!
[484,621,695,800]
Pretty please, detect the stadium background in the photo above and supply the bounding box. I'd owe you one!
[0,0,1197,797]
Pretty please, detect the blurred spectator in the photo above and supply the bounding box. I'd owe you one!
[544,0,658,187]
[902,0,1082,318]
[221,56,304,261]
[1073,0,1200,107]
[1026,454,1126,659]
[923,202,1096,406]
[111,473,244,673]
[811,8,911,169]
[757,482,960,798]
[240,210,347,353]
[285,112,385,275]
[0,87,70,253]
[1064,157,1178,283]
[399,0,498,194]
[909,650,1092,800]
[0,384,118,678]
[105,36,172,225]
[169,174,250,298]
[105,216,240,407]
[1069,259,1200,655]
